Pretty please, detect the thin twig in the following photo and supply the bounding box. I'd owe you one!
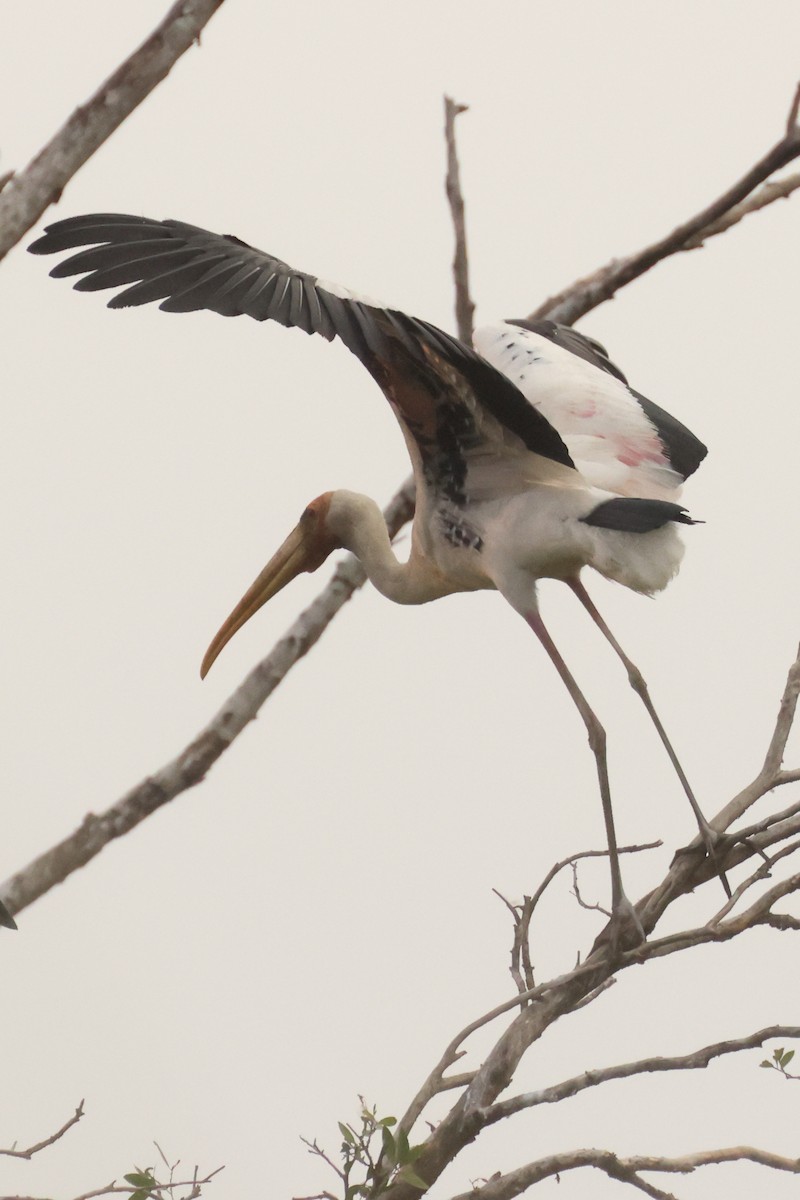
[492,889,528,994]
[443,96,475,343]
[787,80,800,135]
[712,644,800,832]
[508,841,661,992]
[709,837,800,926]
[571,861,611,917]
[0,1101,85,1159]
[682,171,800,248]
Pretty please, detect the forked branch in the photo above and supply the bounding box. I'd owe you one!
[530,83,800,325]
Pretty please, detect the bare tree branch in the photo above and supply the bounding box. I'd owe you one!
[444,1141,800,1200]
[444,96,475,342]
[0,483,414,920]
[497,842,662,993]
[482,1026,800,1125]
[681,170,800,248]
[712,644,800,832]
[0,0,226,263]
[0,1101,85,1159]
[640,642,800,926]
[528,85,800,325]
[378,843,800,1198]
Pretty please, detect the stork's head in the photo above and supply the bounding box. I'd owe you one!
[200,492,341,678]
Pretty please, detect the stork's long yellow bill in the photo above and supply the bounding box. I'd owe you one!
[200,500,336,678]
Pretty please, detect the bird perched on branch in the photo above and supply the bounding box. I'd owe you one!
[30,212,716,947]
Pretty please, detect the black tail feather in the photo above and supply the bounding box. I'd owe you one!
[582,497,699,533]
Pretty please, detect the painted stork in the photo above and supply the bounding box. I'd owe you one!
[30,213,716,945]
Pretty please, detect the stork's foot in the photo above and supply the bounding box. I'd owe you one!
[674,822,731,898]
[591,895,646,958]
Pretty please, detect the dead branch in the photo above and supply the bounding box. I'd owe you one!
[0,483,415,921]
[682,170,800,248]
[529,83,800,325]
[444,1142,800,1200]
[640,642,800,926]
[0,0,226,263]
[481,1026,800,1125]
[0,1101,84,1159]
[444,96,475,342]
[497,842,662,993]
[379,836,800,1195]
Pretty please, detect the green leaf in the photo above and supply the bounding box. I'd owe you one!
[378,1115,397,1127]
[780,1049,795,1066]
[397,1165,428,1190]
[124,1174,156,1187]
[396,1128,411,1164]
[760,1059,774,1068]
[339,1122,357,1146]
[381,1126,397,1164]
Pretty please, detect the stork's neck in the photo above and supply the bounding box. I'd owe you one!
[327,490,442,605]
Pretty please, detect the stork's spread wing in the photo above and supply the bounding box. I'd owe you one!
[30,214,576,502]
[474,318,707,500]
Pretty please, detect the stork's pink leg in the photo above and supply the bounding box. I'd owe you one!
[567,578,728,893]
[525,610,644,949]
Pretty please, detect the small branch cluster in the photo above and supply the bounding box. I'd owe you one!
[760,1045,799,1081]
[0,1109,222,1200]
[357,643,800,1200]
[296,1100,426,1200]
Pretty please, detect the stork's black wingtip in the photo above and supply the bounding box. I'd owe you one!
[27,232,50,255]
[0,902,18,931]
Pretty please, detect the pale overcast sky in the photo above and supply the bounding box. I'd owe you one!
[2,3,800,1198]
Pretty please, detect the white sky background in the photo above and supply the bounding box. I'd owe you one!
[2,2,800,1197]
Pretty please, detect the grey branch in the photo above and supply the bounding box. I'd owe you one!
[444,1143,800,1200]
[640,642,800,927]
[482,1026,800,1124]
[497,842,662,993]
[379,860,800,1196]
[0,1101,84,1159]
[529,84,800,325]
[444,96,475,343]
[681,170,800,248]
[0,484,415,920]
[0,0,226,263]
